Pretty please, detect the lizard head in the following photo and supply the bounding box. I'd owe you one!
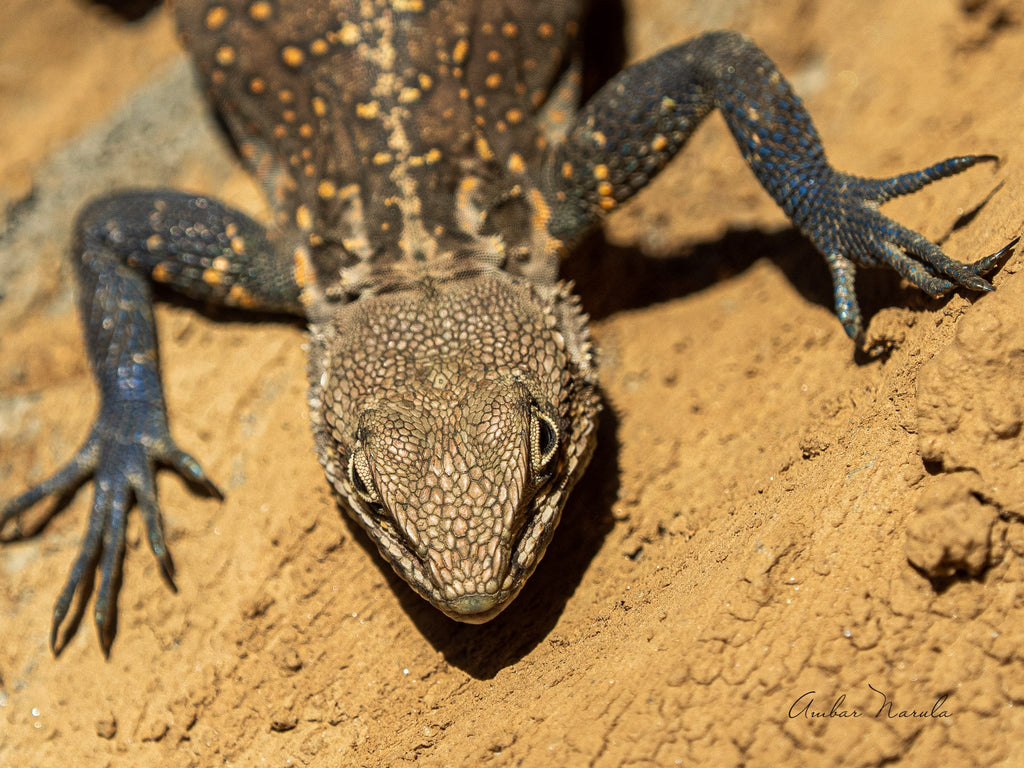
[308,274,599,622]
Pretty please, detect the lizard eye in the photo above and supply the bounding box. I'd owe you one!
[348,450,381,505]
[530,409,560,473]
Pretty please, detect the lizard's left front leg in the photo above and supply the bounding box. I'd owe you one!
[2,191,303,652]
[543,30,1015,344]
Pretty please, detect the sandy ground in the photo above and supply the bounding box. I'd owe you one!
[2,0,1023,765]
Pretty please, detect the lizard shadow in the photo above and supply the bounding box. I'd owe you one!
[339,397,621,679]
[84,0,162,22]
[562,221,1003,364]
[563,226,917,337]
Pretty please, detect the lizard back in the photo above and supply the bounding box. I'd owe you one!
[177,0,583,306]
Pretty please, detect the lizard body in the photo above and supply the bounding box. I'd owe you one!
[2,0,1011,651]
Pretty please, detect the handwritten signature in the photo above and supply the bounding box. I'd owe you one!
[788,685,951,720]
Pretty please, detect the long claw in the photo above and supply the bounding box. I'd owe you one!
[135,471,176,587]
[95,484,128,654]
[971,153,1000,166]
[968,235,1019,276]
[50,499,106,654]
[168,448,224,500]
[827,253,863,341]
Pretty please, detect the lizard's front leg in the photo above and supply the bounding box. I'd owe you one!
[2,190,301,653]
[543,30,1015,345]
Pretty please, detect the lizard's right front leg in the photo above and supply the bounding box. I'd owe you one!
[2,191,302,654]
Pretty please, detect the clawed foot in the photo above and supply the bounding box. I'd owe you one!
[2,403,220,654]
[802,154,1016,344]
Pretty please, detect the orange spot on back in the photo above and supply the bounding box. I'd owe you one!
[475,136,494,161]
[248,1,272,21]
[339,21,360,45]
[508,153,526,174]
[215,45,236,66]
[281,46,305,67]
[356,101,380,119]
[293,247,309,288]
[228,285,258,308]
[205,6,228,30]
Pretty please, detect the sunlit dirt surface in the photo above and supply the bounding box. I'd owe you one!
[2,1,1023,765]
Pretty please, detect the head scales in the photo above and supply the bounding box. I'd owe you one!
[307,274,599,620]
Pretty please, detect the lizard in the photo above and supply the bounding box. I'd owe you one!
[2,0,1016,654]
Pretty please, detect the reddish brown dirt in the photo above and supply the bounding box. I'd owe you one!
[2,1,1023,766]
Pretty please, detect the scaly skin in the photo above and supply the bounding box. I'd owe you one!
[2,1,1013,653]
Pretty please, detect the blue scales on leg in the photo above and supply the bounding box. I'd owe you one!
[543,31,1015,344]
[2,192,302,653]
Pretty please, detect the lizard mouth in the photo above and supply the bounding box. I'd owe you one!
[440,593,507,623]
[426,502,553,624]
